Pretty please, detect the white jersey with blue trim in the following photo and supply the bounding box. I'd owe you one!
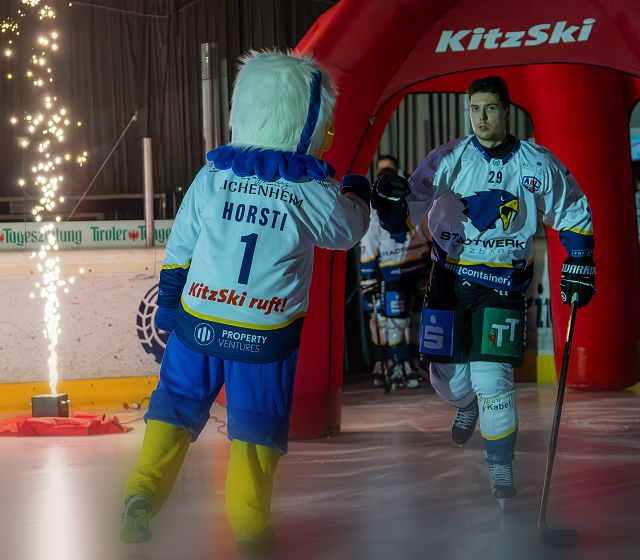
[408,135,593,292]
[160,153,369,363]
[360,211,429,281]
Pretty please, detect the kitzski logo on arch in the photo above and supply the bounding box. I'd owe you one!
[436,18,595,53]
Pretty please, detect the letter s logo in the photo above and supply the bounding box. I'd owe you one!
[423,315,444,350]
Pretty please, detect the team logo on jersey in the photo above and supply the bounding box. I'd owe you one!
[521,176,542,193]
[461,189,520,232]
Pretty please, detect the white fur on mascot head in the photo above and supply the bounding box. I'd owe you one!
[229,50,337,159]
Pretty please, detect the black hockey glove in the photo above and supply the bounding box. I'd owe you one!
[341,173,371,205]
[371,173,411,234]
[560,256,596,308]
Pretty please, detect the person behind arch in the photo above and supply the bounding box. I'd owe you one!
[372,76,596,504]
[359,154,430,388]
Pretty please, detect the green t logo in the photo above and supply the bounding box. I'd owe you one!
[481,308,523,358]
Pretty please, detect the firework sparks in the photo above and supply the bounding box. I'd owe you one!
[3,1,86,395]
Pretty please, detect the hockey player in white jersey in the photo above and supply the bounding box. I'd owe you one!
[120,50,370,551]
[360,156,430,389]
[372,76,595,504]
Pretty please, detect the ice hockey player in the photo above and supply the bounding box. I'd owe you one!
[360,155,430,389]
[371,76,595,505]
[120,50,370,553]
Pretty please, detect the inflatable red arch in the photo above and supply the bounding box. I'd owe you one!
[289,0,640,438]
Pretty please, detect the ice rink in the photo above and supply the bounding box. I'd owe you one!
[1,381,639,560]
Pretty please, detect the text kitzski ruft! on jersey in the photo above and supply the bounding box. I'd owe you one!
[157,156,370,363]
[403,135,594,292]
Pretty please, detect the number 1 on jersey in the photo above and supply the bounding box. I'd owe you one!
[238,233,258,285]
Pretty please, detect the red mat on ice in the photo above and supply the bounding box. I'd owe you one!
[0,411,132,436]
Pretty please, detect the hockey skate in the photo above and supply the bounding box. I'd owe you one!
[399,361,421,388]
[120,494,153,543]
[451,397,479,445]
[489,463,517,510]
[371,360,384,387]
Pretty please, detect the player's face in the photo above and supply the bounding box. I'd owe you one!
[469,92,509,146]
[376,158,398,176]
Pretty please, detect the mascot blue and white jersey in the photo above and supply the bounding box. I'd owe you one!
[158,151,370,364]
[408,135,593,292]
[360,211,429,281]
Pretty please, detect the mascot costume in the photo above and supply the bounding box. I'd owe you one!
[120,50,371,552]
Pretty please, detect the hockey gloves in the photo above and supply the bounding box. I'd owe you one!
[560,256,596,308]
[154,306,178,332]
[371,173,411,234]
[341,173,371,205]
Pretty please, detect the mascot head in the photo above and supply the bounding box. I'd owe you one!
[229,50,337,158]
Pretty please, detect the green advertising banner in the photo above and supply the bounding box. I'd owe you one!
[0,220,174,250]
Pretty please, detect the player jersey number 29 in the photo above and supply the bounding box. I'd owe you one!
[238,233,258,284]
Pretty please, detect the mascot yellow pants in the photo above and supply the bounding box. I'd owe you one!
[125,419,280,537]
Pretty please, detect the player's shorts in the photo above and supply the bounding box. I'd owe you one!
[145,333,298,454]
[419,264,526,366]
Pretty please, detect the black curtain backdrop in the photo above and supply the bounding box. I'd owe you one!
[0,0,336,216]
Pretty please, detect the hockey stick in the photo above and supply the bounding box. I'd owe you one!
[538,293,579,548]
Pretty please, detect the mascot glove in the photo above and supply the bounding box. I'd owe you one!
[155,306,178,332]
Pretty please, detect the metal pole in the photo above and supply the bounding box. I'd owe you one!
[201,43,214,156]
[143,137,154,247]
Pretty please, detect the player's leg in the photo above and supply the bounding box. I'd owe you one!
[121,333,223,542]
[223,350,298,550]
[384,280,419,388]
[367,306,387,387]
[420,265,476,440]
[470,361,518,500]
[469,289,526,502]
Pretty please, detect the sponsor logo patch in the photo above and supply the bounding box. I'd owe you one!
[194,323,215,345]
[420,308,455,356]
[521,176,542,193]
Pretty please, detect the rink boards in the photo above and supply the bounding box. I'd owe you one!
[0,229,556,412]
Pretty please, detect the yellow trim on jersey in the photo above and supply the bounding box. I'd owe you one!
[181,297,305,330]
[379,257,425,268]
[445,257,534,269]
[360,255,378,263]
[162,261,191,270]
[566,227,593,236]
[480,425,519,440]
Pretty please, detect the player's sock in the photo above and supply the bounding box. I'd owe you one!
[451,397,479,445]
[489,463,517,500]
[120,494,153,543]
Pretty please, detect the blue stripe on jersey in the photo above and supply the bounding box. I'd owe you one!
[380,259,428,281]
[559,229,594,258]
[360,257,379,279]
[158,266,190,308]
[174,303,305,363]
